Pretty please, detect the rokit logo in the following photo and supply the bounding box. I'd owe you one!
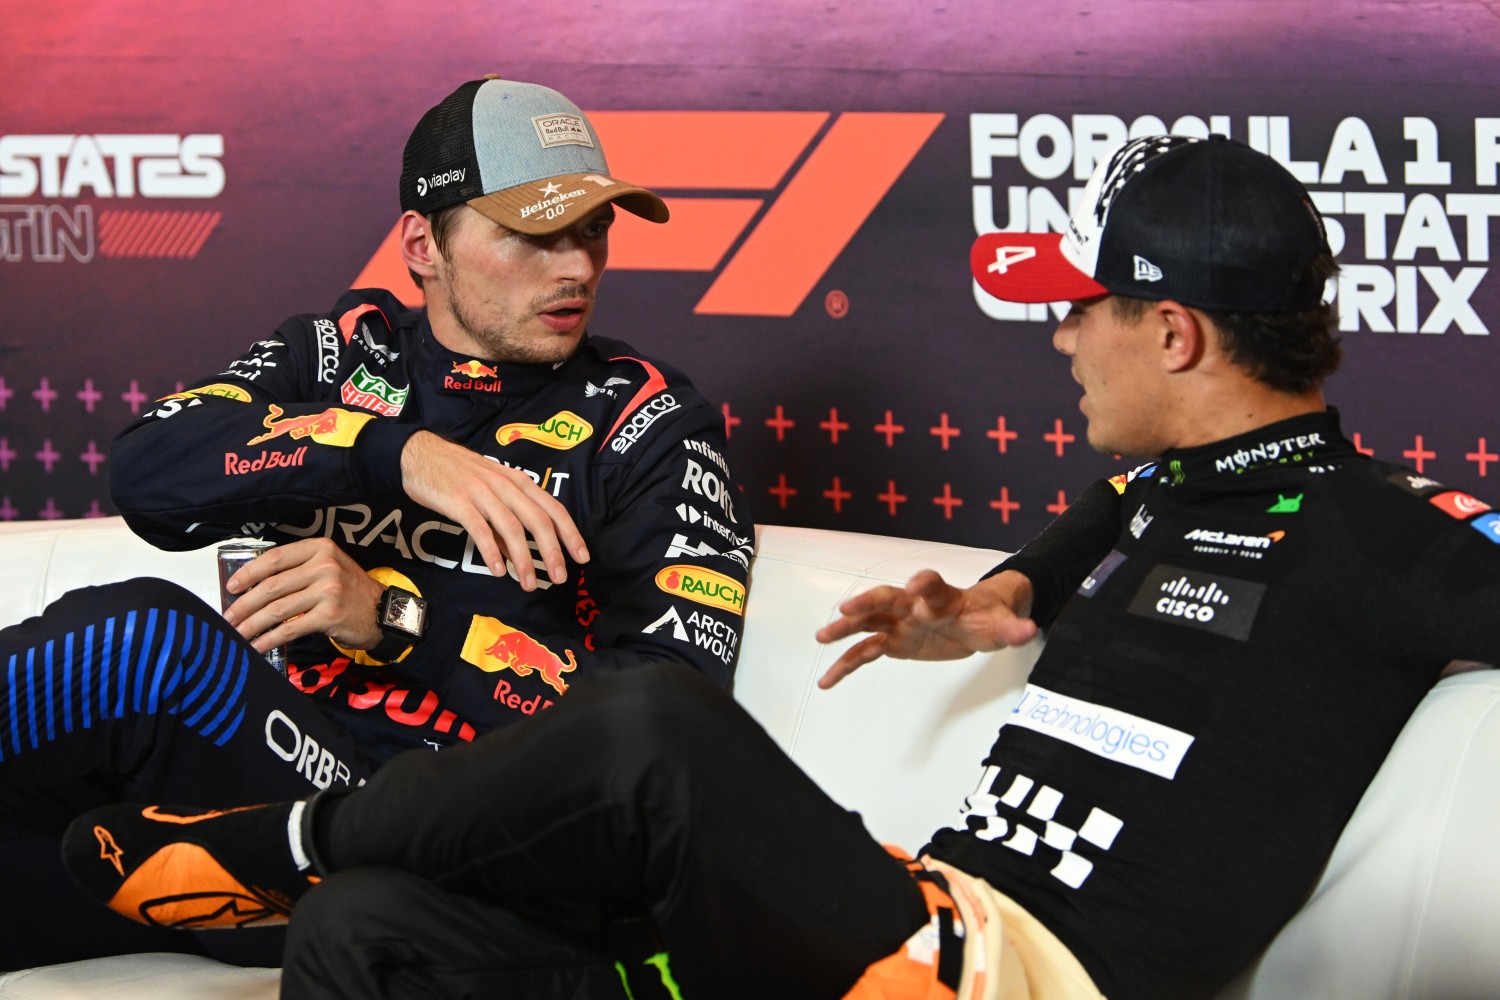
[680,458,739,523]
[1127,564,1267,641]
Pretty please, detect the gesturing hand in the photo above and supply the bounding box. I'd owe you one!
[222,537,387,654]
[814,569,1039,689]
[399,430,589,589]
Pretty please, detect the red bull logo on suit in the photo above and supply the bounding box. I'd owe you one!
[460,616,579,712]
[244,404,373,447]
[446,360,504,393]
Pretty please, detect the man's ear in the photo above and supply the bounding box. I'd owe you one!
[400,210,439,281]
[1154,300,1206,373]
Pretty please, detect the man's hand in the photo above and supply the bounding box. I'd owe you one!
[814,569,1039,689]
[222,537,386,653]
[399,430,589,589]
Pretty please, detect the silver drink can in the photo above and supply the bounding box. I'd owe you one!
[216,539,288,675]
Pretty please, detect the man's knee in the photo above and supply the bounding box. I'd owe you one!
[37,577,218,626]
[90,577,217,617]
[570,661,749,783]
[289,867,417,952]
[584,659,727,730]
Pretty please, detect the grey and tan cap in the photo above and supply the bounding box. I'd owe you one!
[399,77,669,234]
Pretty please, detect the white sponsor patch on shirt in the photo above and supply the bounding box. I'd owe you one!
[1003,684,1195,780]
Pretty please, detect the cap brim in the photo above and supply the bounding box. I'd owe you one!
[971,232,1108,304]
[468,173,670,235]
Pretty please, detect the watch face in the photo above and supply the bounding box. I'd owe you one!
[385,591,426,637]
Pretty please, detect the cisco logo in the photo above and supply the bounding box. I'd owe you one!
[1126,564,1267,641]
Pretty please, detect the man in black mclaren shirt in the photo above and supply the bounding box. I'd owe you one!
[65,137,1500,999]
[2,78,750,968]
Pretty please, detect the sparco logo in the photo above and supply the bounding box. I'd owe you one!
[611,394,681,453]
[416,167,467,198]
[1126,564,1266,641]
[313,318,341,384]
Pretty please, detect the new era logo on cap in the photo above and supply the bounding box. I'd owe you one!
[1134,255,1162,282]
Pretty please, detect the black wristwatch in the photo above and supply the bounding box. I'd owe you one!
[368,586,428,662]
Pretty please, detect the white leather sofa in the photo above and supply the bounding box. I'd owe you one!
[1,517,1497,999]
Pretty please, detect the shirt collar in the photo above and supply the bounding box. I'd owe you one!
[1155,408,1356,485]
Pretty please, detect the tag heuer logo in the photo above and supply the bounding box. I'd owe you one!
[340,364,409,417]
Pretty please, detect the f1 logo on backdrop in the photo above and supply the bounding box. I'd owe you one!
[352,111,944,317]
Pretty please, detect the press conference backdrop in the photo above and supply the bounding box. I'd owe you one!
[3,1,1498,552]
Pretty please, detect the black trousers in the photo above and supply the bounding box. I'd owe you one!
[0,578,382,968]
[288,661,930,1000]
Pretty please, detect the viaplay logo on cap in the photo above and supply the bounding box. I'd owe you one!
[416,167,468,199]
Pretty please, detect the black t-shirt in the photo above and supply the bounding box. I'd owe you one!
[925,409,1500,999]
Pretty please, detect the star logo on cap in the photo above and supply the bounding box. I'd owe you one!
[539,182,561,197]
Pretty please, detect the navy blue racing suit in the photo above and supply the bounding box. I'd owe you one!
[0,288,752,966]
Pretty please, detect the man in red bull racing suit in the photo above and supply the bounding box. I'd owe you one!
[0,78,752,972]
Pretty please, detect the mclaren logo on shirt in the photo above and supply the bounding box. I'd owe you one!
[1126,564,1266,641]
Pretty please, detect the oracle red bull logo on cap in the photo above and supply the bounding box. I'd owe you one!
[245,404,374,447]
[446,360,503,393]
[496,410,594,450]
[460,615,578,701]
[654,565,745,616]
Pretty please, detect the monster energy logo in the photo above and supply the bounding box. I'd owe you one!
[615,952,685,1000]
